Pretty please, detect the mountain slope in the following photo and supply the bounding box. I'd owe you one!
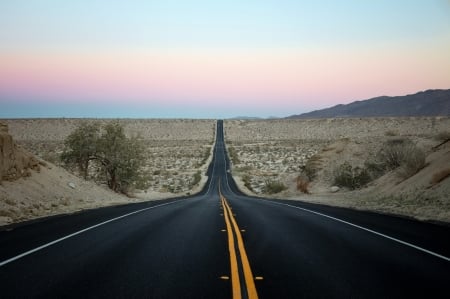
[288,89,450,119]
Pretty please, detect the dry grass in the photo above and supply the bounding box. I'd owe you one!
[431,168,450,186]
[264,180,287,194]
[296,176,310,194]
[385,130,398,136]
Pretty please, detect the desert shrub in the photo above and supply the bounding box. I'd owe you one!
[196,147,211,167]
[385,130,398,136]
[375,138,426,179]
[4,198,17,206]
[376,139,417,169]
[134,171,152,190]
[397,148,426,179]
[61,122,100,179]
[296,175,310,194]
[242,174,253,192]
[191,171,202,186]
[264,179,287,194]
[302,155,322,181]
[333,162,371,190]
[363,158,386,180]
[62,121,147,194]
[228,146,240,164]
[430,168,450,185]
[351,139,427,184]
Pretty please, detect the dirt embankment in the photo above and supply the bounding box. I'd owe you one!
[0,121,40,183]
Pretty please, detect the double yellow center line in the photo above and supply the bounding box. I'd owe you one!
[220,192,259,299]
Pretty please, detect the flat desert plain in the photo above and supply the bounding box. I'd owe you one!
[224,117,450,222]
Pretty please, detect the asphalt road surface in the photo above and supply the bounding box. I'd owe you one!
[1,120,449,298]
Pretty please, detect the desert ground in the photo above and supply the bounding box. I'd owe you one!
[1,119,215,225]
[1,117,450,226]
[224,117,450,223]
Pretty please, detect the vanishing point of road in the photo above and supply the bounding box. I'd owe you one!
[1,120,449,298]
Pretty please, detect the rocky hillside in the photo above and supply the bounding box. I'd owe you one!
[288,89,450,119]
[0,121,40,182]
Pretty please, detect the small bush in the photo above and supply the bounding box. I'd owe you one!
[302,155,322,181]
[296,176,310,194]
[191,171,201,186]
[133,171,152,190]
[364,160,385,180]
[377,139,411,169]
[431,168,450,185]
[242,174,253,192]
[228,146,240,164]
[333,162,371,190]
[385,130,398,136]
[375,138,426,178]
[264,179,287,194]
[397,148,426,179]
[4,198,17,206]
[197,147,211,167]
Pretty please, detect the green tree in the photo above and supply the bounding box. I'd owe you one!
[61,122,99,179]
[96,122,147,193]
[62,121,148,194]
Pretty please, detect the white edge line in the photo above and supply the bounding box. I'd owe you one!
[204,121,219,196]
[0,200,185,267]
[267,201,450,262]
[205,129,218,196]
[221,136,230,189]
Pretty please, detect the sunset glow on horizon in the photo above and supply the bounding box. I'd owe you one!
[1,1,449,118]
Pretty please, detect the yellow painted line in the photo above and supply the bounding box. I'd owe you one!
[222,197,242,299]
[222,195,259,299]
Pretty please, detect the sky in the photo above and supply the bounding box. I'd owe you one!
[1,0,449,119]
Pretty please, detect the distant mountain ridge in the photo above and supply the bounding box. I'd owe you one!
[288,89,450,119]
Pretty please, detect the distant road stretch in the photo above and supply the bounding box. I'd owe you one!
[1,120,449,298]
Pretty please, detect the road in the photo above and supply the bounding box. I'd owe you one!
[1,120,449,298]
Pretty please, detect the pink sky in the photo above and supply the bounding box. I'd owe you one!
[1,43,449,117]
